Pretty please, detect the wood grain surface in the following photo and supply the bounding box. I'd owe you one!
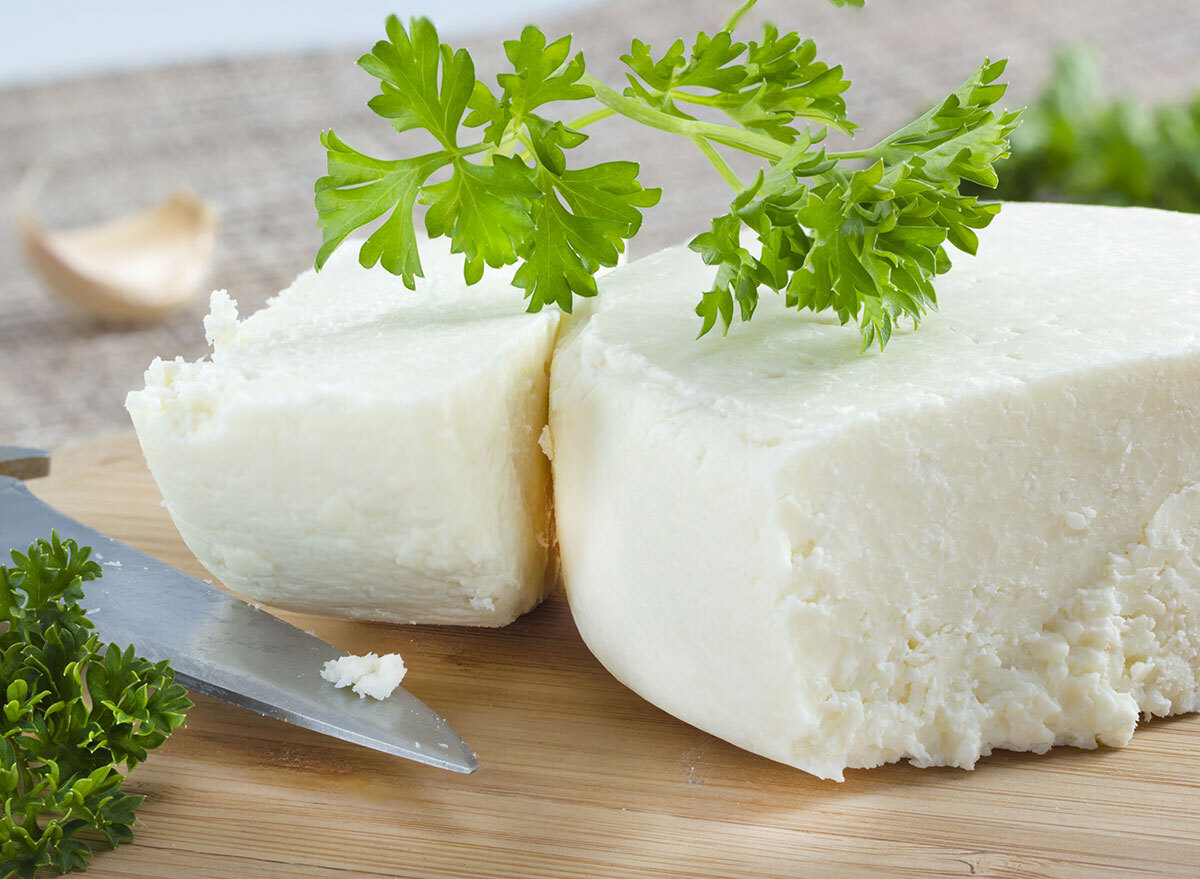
[24,432,1200,879]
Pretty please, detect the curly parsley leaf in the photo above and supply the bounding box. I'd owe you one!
[621,21,855,141]
[1,533,191,878]
[685,54,1018,349]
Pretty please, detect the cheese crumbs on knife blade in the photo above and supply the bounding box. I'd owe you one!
[321,652,409,701]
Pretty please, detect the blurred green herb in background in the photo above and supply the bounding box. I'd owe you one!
[968,45,1200,212]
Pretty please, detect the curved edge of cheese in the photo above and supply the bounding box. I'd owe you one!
[126,238,559,626]
[548,203,1200,779]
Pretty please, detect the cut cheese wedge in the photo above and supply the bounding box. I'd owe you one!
[548,202,1200,779]
[127,240,559,625]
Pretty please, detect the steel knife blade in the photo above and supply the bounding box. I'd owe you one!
[0,449,477,774]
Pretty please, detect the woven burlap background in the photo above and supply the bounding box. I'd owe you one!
[3,0,1198,448]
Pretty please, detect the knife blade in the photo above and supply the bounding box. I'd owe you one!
[0,451,478,774]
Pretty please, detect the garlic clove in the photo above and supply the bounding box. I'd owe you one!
[19,190,219,323]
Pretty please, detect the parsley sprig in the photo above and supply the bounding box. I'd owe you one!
[1,534,191,878]
[317,0,1019,350]
[315,17,660,309]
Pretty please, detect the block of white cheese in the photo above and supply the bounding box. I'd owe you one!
[548,203,1200,780]
[126,239,558,625]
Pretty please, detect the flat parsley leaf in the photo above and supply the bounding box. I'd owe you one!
[422,156,540,284]
[317,16,659,306]
[360,16,475,148]
[515,153,660,311]
[315,133,447,284]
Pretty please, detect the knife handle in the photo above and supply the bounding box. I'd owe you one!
[0,446,50,481]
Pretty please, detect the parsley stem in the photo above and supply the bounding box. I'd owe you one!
[464,107,613,166]
[581,73,789,161]
[515,130,538,162]
[670,91,742,108]
[14,759,31,799]
[722,0,757,33]
[668,90,856,137]
[567,106,617,130]
[690,136,744,190]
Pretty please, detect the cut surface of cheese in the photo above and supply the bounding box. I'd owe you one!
[127,239,558,625]
[548,202,1200,780]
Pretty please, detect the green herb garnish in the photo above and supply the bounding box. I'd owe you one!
[969,45,1200,213]
[1,533,191,878]
[316,1,1019,350]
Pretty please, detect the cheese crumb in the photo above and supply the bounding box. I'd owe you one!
[1066,506,1098,531]
[320,652,408,701]
[470,595,497,612]
[202,290,241,348]
[1064,511,1089,531]
[538,424,555,461]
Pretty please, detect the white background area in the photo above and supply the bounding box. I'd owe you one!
[0,0,587,86]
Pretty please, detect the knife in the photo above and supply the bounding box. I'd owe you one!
[0,445,477,774]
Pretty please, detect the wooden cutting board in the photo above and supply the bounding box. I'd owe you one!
[25,431,1200,879]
